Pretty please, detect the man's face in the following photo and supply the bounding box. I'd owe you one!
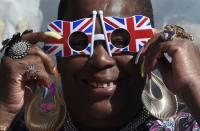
[57,0,149,129]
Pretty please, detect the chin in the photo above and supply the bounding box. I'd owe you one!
[78,100,126,129]
[88,99,115,119]
[62,73,145,129]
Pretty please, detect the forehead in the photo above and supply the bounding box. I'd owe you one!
[62,0,140,21]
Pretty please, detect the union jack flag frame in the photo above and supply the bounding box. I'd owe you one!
[103,15,154,53]
[43,18,94,57]
[43,14,154,57]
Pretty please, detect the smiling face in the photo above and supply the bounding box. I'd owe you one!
[57,0,153,130]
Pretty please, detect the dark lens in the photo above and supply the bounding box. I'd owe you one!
[69,31,88,51]
[111,28,130,48]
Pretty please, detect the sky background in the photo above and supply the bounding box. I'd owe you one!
[152,0,200,26]
[40,0,200,43]
[40,0,200,27]
[152,0,200,43]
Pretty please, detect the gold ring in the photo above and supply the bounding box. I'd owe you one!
[163,25,193,41]
[25,64,40,80]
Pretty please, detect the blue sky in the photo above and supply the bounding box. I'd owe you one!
[151,0,200,43]
[40,0,200,43]
[40,0,200,28]
[152,0,200,27]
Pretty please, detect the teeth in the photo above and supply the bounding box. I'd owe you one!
[88,82,116,88]
[109,82,113,87]
[102,83,107,88]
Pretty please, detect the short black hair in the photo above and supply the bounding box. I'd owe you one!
[58,0,67,20]
[58,0,154,26]
[135,0,154,26]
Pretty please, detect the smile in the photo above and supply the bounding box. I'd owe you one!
[87,81,117,88]
[81,79,118,98]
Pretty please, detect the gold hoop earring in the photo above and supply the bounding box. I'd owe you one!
[141,72,178,120]
[25,71,67,131]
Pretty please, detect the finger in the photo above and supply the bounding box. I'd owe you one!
[143,32,163,70]
[135,30,161,65]
[23,65,51,104]
[152,28,162,35]
[143,32,169,70]
[143,28,174,69]
[144,38,184,70]
[142,32,162,54]
[24,80,37,104]
[22,32,62,44]
[143,28,162,52]
[28,45,57,75]
[154,55,178,93]
[156,56,171,74]
[144,40,166,71]
[36,66,51,88]
[18,55,51,87]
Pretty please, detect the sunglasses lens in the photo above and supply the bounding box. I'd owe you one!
[69,31,89,51]
[111,28,130,48]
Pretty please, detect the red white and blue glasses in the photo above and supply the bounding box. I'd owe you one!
[44,10,154,57]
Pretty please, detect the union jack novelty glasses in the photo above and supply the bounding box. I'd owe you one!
[44,10,154,57]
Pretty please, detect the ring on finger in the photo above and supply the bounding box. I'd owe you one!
[25,64,40,80]
[2,31,33,59]
[161,25,193,41]
[5,40,31,59]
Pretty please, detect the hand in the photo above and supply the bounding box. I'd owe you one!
[0,32,56,113]
[144,29,200,94]
[143,28,200,122]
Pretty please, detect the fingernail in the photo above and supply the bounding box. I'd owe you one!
[135,47,144,64]
[141,61,145,78]
[43,87,49,99]
[49,82,56,96]
[44,32,62,39]
[147,67,152,79]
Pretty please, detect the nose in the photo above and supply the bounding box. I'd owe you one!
[88,40,116,69]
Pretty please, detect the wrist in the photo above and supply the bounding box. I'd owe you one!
[178,80,200,123]
[178,79,200,101]
[0,101,18,130]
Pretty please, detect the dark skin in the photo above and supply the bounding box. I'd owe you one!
[58,0,149,130]
[0,0,200,131]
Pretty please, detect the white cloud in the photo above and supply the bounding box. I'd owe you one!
[152,0,200,27]
[152,0,200,45]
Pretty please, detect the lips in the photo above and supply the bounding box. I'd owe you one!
[78,68,127,98]
[81,78,118,98]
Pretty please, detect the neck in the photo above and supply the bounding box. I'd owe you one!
[63,104,150,131]
[72,103,144,131]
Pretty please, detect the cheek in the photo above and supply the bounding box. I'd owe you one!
[57,56,88,93]
[58,57,89,104]
[114,54,141,77]
[58,56,88,75]
[114,54,145,92]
